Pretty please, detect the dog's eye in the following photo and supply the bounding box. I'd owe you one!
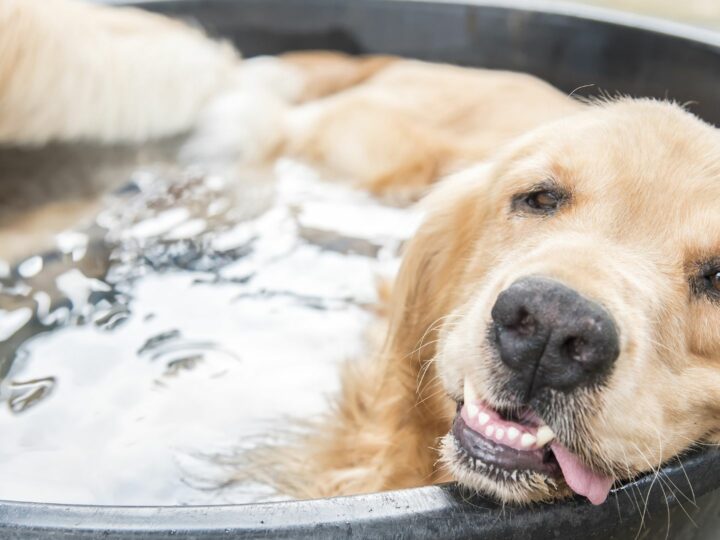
[526,191,559,210]
[512,187,567,215]
[705,270,720,294]
[692,265,720,299]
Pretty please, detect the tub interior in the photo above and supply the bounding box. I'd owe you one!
[0,135,424,504]
[1,1,720,535]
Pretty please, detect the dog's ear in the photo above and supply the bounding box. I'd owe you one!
[385,164,495,359]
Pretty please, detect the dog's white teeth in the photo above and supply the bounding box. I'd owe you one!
[535,425,556,447]
[520,433,537,448]
[467,403,479,418]
[477,412,490,425]
[507,427,520,441]
[494,428,505,441]
[485,425,495,437]
[463,377,478,406]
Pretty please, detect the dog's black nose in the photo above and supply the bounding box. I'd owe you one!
[491,276,620,397]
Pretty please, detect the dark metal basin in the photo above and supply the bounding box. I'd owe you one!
[2,1,720,538]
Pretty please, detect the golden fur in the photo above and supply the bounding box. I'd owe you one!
[232,55,720,503]
[3,0,720,505]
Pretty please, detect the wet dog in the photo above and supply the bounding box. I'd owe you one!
[4,0,720,506]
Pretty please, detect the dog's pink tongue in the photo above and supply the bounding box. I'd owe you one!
[551,443,614,505]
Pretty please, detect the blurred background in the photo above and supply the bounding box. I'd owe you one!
[570,0,720,28]
[411,0,720,29]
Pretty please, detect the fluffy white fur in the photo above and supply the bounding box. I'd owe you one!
[0,0,239,145]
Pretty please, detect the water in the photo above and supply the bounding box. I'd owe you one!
[0,159,421,505]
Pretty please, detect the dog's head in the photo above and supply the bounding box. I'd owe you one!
[389,99,720,505]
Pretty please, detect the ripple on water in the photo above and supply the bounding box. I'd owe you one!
[0,160,421,505]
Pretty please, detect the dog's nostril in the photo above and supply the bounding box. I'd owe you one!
[561,336,585,363]
[560,337,583,362]
[515,310,536,336]
[497,306,537,336]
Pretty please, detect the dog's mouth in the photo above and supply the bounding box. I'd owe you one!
[451,378,614,505]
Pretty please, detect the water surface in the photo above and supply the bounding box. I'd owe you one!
[0,159,420,505]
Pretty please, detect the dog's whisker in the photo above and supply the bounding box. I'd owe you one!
[406,313,455,359]
[616,446,647,539]
[649,431,696,512]
[414,382,450,408]
[630,441,674,539]
[650,429,699,532]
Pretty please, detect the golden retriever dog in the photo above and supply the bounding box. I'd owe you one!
[4,0,720,507]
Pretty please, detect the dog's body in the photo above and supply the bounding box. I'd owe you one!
[4,0,720,507]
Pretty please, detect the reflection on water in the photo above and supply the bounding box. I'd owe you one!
[8,377,56,414]
[0,160,420,505]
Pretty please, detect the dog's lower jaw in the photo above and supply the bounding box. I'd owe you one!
[439,433,572,504]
